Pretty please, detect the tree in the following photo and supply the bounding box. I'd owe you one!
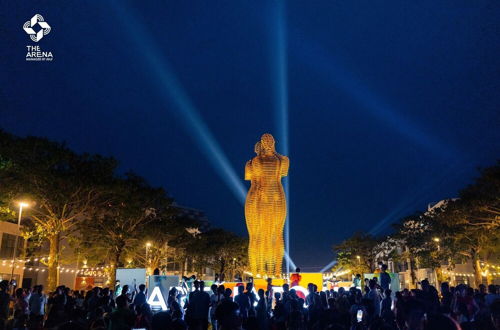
[392,212,446,287]
[459,162,500,230]
[77,173,174,286]
[373,235,404,269]
[432,164,500,286]
[189,228,248,280]
[132,206,203,274]
[332,232,379,275]
[0,131,116,290]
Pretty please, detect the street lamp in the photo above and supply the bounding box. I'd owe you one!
[432,238,441,285]
[232,257,236,280]
[433,238,441,251]
[145,242,152,270]
[10,202,29,283]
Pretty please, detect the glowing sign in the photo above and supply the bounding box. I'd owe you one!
[147,286,168,311]
[233,285,309,307]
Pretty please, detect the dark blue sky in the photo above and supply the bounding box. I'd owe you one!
[1,1,499,270]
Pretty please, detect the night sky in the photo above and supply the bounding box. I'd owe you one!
[1,1,499,270]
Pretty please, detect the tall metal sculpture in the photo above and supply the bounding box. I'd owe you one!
[245,133,289,277]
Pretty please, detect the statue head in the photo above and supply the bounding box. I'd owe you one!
[254,141,262,155]
[260,133,275,153]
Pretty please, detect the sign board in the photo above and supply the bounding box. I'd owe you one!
[147,275,179,311]
[115,268,147,296]
[363,272,400,292]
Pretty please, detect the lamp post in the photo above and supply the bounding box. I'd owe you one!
[10,202,29,284]
[232,257,236,280]
[164,243,169,274]
[145,242,152,273]
[433,238,442,286]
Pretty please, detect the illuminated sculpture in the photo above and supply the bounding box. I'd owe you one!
[245,133,289,277]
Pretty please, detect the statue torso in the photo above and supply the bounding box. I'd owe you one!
[248,153,287,193]
[253,155,282,181]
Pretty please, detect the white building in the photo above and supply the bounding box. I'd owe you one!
[0,221,25,285]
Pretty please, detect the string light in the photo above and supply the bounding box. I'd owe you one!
[442,271,475,277]
[5,258,112,276]
[481,262,500,270]
[13,265,113,276]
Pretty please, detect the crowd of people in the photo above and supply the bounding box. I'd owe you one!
[0,276,499,330]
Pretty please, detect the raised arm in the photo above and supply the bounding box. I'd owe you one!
[245,160,252,181]
[280,155,289,177]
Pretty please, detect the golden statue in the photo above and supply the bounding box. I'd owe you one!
[245,133,289,277]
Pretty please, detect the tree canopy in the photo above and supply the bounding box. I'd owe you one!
[332,161,500,287]
[0,130,248,289]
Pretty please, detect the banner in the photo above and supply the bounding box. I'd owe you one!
[115,268,147,296]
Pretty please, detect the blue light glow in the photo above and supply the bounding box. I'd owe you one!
[293,35,459,158]
[110,1,246,204]
[270,0,291,273]
[368,160,468,235]
[320,259,338,273]
[284,250,297,271]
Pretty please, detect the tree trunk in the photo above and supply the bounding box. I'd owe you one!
[409,256,417,288]
[181,257,187,277]
[486,273,493,285]
[219,259,225,280]
[434,267,443,287]
[368,258,374,273]
[47,233,60,291]
[109,262,116,289]
[21,238,27,260]
[471,252,482,288]
[109,246,123,288]
[150,254,160,276]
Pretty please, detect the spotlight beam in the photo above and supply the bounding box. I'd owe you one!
[270,0,292,274]
[284,250,297,271]
[368,160,469,235]
[109,1,246,204]
[292,34,461,159]
[272,0,289,157]
[320,259,338,273]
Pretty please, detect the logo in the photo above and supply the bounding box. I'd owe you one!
[23,14,54,61]
[23,14,51,42]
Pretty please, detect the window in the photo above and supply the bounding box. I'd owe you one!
[0,233,23,259]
